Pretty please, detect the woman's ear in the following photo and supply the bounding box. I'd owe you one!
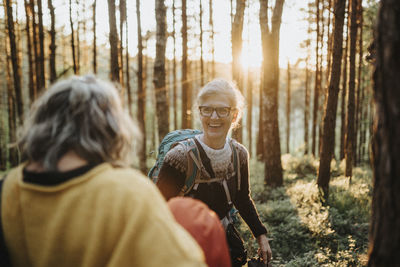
[232,110,238,123]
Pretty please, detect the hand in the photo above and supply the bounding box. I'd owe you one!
[256,234,272,264]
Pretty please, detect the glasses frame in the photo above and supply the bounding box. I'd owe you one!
[198,106,233,118]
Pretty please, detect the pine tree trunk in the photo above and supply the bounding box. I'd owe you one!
[312,0,321,157]
[304,59,310,155]
[48,0,56,82]
[286,62,291,154]
[260,0,284,187]
[231,0,245,142]
[181,0,191,128]
[5,0,23,124]
[119,0,126,88]
[317,0,346,197]
[107,0,120,82]
[345,0,358,178]
[92,0,97,73]
[340,0,350,160]
[256,75,264,160]
[154,0,169,142]
[125,8,131,114]
[199,0,204,86]
[69,0,77,74]
[136,0,146,174]
[209,0,215,78]
[368,0,400,264]
[247,70,253,156]
[172,0,178,129]
[24,0,36,102]
[75,0,81,74]
[37,0,46,91]
[4,29,18,166]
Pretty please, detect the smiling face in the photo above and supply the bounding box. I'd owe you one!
[199,94,237,149]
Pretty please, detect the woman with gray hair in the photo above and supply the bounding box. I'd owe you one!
[0,75,206,267]
[156,78,272,266]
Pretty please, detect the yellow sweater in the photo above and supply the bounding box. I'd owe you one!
[2,163,206,267]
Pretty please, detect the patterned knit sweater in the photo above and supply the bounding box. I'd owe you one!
[157,136,267,238]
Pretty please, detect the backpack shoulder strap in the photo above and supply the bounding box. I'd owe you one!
[229,139,241,191]
[0,174,11,267]
[179,138,207,195]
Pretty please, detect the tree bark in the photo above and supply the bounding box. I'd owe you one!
[247,69,253,156]
[317,0,346,197]
[312,0,321,157]
[368,0,400,264]
[260,0,284,187]
[209,0,215,78]
[345,0,358,177]
[24,0,36,103]
[231,0,245,142]
[304,61,310,155]
[286,61,291,154]
[340,0,350,160]
[154,0,169,142]
[5,0,24,124]
[48,0,56,82]
[136,0,147,173]
[92,0,97,73]
[37,0,46,91]
[199,0,204,85]
[172,0,178,129]
[107,0,120,82]
[69,0,77,74]
[119,0,126,87]
[181,0,191,128]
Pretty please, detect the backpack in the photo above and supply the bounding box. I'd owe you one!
[148,129,241,196]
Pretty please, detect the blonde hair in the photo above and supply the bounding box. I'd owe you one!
[17,75,140,170]
[196,78,245,127]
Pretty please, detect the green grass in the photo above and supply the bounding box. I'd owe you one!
[238,155,371,266]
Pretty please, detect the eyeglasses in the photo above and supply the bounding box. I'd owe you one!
[199,106,233,118]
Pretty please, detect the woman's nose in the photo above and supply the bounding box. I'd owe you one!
[210,110,219,119]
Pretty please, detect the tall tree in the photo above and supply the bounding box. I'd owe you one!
[154,0,169,141]
[5,0,24,124]
[48,0,56,82]
[304,58,310,155]
[107,0,121,82]
[119,0,126,87]
[209,0,215,78]
[259,0,284,187]
[92,0,97,73]
[37,0,46,91]
[125,2,131,113]
[24,0,36,102]
[311,0,322,156]
[345,0,358,177]
[199,0,204,85]
[286,61,291,154]
[317,0,346,197]
[172,0,178,129]
[69,0,78,74]
[231,0,245,142]
[368,0,400,264]
[340,0,350,160]
[136,0,146,173]
[181,0,191,128]
[247,70,253,156]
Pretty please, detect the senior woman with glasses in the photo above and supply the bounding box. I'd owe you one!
[156,78,272,266]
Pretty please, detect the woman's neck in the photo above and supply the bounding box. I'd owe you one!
[26,151,88,172]
[200,134,226,150]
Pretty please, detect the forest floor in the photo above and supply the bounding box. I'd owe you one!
[239,155,371,267]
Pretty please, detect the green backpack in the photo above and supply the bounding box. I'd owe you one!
[148,129,241,195]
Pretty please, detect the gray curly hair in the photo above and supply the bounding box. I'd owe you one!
[196,78,245,128]
[17,75,139,170]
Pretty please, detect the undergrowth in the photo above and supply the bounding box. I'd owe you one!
[238,154,371,266]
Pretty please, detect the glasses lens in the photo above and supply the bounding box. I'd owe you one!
[216,107,230,117]
[200,106,213,116]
